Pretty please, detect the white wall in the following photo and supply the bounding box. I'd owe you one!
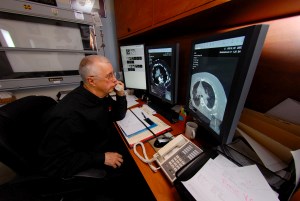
[12,0,118,100]
[101,0,119,71]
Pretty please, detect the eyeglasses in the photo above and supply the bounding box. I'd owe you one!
[104,72,115,80]
[89,72,116,81]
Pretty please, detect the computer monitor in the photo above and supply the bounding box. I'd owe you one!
[145,43,179,105]
[120,44,147,92]
[185,24,269,145]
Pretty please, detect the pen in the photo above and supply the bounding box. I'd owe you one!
[129,109,156,138]
[141,112,147,119]
[142,112,155,125]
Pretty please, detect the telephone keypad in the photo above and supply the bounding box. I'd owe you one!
[161,142,202,182]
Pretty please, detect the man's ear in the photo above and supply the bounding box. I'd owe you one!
[86,76,96,87]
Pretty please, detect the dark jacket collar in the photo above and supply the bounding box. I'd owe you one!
[76,81,109,104]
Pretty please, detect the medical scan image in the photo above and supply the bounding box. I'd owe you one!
[189,72,227,134]
[150,59,172,100]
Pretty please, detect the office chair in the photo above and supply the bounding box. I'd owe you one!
[0,95,107,200]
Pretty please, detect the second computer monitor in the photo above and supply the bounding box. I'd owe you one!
[145,43,179,105]
[120,44,147,90]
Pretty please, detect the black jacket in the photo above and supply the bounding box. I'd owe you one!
[39,83,127,177]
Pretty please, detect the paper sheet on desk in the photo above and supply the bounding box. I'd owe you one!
[183,158,279,201]
[236,127,288,172]
[126,95,139,108]
[292,150,300,186]
[111,94,139,108]
[266,98,300,125]
[289,149,300,200]
[116,107,155,137]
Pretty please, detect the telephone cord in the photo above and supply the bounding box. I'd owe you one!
[133,142,160,172]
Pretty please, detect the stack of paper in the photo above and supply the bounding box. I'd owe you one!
[126,94,139,108]
[266,98,300,125]
[238,108,300,166]
[183,155,279,201]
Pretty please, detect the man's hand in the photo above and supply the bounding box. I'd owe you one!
[104,152,123,168]
[114,81,125,96]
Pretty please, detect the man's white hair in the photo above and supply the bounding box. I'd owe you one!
[78,55,110,82]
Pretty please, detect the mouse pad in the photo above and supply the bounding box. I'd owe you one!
[148,132,174,152]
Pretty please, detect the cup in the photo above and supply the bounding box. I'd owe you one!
[185,122,198,140]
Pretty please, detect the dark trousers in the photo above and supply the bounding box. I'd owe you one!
[61,126,156,201]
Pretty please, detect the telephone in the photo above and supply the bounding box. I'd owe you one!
[133,134,203,183]
[114,84,123,91]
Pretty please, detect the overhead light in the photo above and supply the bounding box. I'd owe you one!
[0,29,15,47]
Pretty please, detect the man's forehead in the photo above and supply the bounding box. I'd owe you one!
[97,62,113,74]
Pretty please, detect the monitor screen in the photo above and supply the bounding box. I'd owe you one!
[120,44,147,90]
[186,24,269,145]
[145,43,179,105]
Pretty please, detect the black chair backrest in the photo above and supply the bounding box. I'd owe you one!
[0,96,56,175]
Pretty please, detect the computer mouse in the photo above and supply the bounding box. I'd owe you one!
[154,137,171,148]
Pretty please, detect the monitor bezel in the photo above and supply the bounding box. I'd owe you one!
[185,24,269,145]
[145,43,179,105]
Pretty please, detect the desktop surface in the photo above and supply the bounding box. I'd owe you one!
[116,100,297,201]
[146,101,179,124]
[115,108,186,201]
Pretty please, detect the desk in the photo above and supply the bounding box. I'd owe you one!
[116,102,299,200]
[115,108,188,201]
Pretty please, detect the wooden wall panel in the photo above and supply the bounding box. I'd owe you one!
[246,16,300,112]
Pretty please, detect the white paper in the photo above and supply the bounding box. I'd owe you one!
[237,128,288,172]
[213,154,238,168]
[71,0,95,13]
[183,159,279,201]
[266,98,300,125]
[289,149,300,200]
[110,94,138,108]
[291,149,300,186]
[116,107,152,136]
[126,95,139,108]
[74,10,84,20]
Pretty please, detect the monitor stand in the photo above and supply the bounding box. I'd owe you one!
[147,100,179,124]
[133,89,147,99]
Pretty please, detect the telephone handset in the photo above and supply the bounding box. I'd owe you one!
[114,84,123,91]
[154,134,187,162]
[133,134,203,183]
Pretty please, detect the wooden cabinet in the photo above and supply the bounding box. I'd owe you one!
[114,0,229,39]
[114,0,300,111]
[153,0,228,24]
[114,0,153,39]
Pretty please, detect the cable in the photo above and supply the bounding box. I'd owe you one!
[133,142,160,172]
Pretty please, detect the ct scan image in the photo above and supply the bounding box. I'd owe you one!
[150,59,172,101]
[189,72,227,134]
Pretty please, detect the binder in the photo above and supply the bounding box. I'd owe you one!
[116,108,172,148]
